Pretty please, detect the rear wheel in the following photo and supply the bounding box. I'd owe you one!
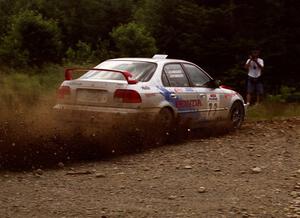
[147,107,175,145]
[158,107,174,134]
[229,101,245,129]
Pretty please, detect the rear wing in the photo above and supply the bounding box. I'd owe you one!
[64,68,138,84]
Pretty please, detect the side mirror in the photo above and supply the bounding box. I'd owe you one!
[209,79,221,88]
[215,79,221,87]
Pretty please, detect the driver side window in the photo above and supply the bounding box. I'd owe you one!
[183,64,211,87]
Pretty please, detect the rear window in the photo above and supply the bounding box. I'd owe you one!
[163,64,190,87]
[80,60,157,82]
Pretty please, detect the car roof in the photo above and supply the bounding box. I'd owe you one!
[108,57,191,64]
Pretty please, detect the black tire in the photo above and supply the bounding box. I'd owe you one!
[229,101,245,129]
[158,107,175,135]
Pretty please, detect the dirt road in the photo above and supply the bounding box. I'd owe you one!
[0,118,299,218]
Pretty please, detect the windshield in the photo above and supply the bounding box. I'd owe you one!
[80,60,157,82]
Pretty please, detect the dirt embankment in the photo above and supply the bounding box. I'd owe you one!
[0,112,299,217]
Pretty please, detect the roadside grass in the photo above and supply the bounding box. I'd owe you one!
[247,102,300,120]
[0,65,63,111]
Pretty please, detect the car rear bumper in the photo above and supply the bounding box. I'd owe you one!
[53,104,160,124]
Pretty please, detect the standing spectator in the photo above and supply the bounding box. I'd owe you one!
[245,49,264,105]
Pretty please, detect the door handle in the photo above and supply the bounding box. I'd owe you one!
[170,93,177,98]
[199,94,206,97]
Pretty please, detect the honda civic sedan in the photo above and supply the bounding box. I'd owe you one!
[54,55,247,133]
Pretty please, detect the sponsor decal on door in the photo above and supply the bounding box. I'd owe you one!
[207,93,219,118]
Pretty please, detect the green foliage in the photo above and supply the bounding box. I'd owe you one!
[0,65,63,108]
[0,73,42,107]
[110,22,157,57]
[0,10,62,67]
[0,0,14,38]
[221,65,247,93]
[280,86,296,97]
[65,41,96,64]
[0,0,298,93]
[94,39,113,63]
[33,0,136,49]
[134,0,182,55]
[134,0,300,91]
[247,102,300,120]
[266,86,300,103]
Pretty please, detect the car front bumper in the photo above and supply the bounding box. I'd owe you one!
[244,103,249,112]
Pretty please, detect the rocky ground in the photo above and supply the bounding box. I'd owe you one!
[0,117,299,218]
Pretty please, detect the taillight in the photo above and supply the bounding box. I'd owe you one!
[114,89,142,103]
[57,86,71,99]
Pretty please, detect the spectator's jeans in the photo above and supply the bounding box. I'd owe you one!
[247,76,264,94]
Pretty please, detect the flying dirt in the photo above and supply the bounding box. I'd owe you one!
[0,100,181,169]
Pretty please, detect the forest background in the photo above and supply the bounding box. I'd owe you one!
[0,0,299,106]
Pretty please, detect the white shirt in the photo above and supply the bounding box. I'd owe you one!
[246,58,264,78]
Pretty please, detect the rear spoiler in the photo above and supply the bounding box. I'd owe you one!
[64,68,138,84]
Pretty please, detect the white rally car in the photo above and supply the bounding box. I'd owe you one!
[54,55,246,132]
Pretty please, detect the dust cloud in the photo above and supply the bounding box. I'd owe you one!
[0,96,231,170]
[0,98,168,170]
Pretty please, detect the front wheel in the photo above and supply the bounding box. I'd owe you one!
[229,101,245,129]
